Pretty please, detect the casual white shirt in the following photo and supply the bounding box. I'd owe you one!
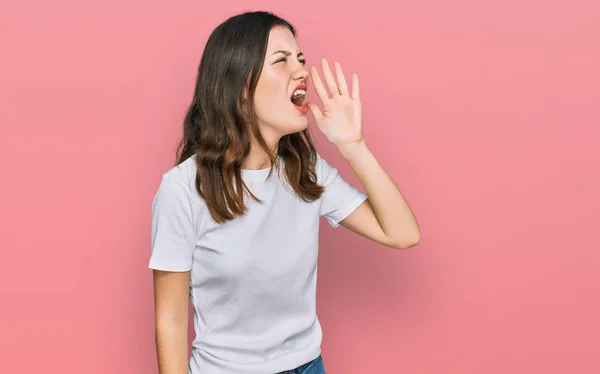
[149,153,367,374]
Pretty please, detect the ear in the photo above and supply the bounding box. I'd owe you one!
[242,89,248,101]
[241,82,251,112]
[241,91,251,119]
[243,71,254,101]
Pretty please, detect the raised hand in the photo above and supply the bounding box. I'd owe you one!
[307,58,364,150]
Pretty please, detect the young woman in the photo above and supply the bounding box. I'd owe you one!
[149,10,420,374]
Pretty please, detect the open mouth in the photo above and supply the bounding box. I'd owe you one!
[290,86,308,113]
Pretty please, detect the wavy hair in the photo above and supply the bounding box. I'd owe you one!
[175,11,325,223]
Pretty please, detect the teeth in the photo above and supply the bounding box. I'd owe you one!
[291,89,306,99]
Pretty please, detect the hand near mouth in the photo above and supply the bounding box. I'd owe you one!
[307,58,364,150]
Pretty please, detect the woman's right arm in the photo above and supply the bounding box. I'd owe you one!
[153,269,191,374]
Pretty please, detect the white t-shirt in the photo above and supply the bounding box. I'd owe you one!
[148,153,367,374]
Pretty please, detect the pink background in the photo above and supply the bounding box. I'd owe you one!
[1,0,599,373]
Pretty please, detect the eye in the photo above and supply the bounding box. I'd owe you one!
[275,57,306,65]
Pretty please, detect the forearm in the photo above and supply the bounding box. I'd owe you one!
[338,139,420,246]
[155,320,189,374]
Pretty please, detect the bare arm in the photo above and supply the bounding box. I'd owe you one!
[307,59,420,249]
[153,269,191,374]
[339,140,421,249]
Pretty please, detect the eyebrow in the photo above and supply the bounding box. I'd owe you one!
[270,50,304,58]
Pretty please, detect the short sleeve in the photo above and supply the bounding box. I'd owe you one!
[148,175,196,272]
[317,154,368,228]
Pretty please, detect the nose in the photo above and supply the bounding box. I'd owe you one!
[293,62,309,83]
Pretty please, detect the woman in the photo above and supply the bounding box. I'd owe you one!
[149,10,420,374]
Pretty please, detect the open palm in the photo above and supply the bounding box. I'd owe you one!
[307,59,363,149]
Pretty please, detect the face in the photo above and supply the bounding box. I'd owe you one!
[252,26,309,141]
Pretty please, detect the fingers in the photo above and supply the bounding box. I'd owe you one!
[320,59,339,96]
[312,59,355,100]
[334,62,349,96]
[352,73,359,100]
[310,66,331,105]
[306,102,323,121]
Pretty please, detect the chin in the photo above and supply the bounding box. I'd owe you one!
[276,115,307,135]
[291,118,308,133]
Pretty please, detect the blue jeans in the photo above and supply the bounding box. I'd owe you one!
[277,355,326,374]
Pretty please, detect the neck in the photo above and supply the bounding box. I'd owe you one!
[241,132,280,170]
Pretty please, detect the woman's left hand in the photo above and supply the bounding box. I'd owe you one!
[307,59,364,150]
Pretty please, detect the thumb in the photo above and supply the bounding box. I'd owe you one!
[306,102,322,121]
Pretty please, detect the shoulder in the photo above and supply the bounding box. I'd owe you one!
[153,154,202,207]
[163,154,197,186]
[314,152,339,185]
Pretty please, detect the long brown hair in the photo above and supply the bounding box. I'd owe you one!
[175,11,324,224]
